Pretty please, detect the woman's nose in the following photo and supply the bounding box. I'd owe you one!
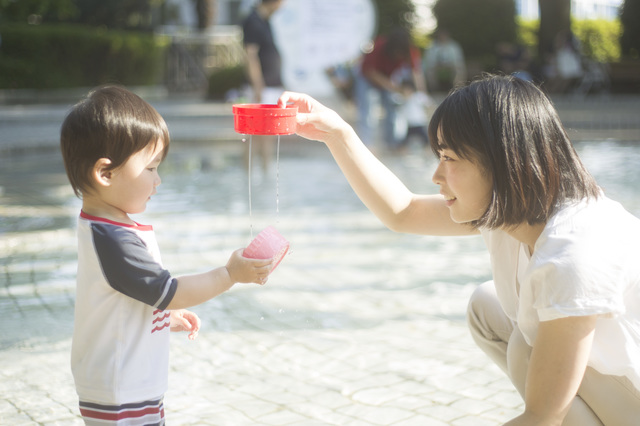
[432,162,443,185]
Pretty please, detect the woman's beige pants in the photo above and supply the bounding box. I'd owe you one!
[467,281,640,425]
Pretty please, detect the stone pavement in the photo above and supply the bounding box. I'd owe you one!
[0,89,639,425]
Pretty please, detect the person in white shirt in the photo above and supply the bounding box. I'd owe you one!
[396,78,433,153]
[423,29,466,93]
[279,74,640,425]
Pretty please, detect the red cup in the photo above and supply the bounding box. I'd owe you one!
[243,226,290,274]
[233,104,298,135]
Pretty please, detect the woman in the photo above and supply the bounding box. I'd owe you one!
[279,75,640,425]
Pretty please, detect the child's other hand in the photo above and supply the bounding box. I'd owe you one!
[226,248,274,285]
[170,309,201,340]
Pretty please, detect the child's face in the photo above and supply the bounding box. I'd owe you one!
[106,139,164,215]
[432,145,493,224]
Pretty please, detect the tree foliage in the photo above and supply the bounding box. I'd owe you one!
[538,0,571,59]
[371,0,416,35]
[432,0,517,60]
[0,0,161,30]
[620,0,640,58]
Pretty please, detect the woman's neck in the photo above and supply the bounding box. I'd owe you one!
[505,222,546,254]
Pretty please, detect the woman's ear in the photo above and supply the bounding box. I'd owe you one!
[92,158,113,187]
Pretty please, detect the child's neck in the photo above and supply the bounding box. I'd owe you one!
[82,197,135,225]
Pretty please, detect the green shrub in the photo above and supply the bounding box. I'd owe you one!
[206,64,246,100]
[0,24,168,89]
[516,17,539,48]
[573,19,621,62]
[516,18,621,63]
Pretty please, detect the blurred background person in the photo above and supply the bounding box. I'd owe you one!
[545,30,584,93]
[395,77,433,155]
[242,0,284,173]
[423,29,466,93]
[354,27,425,152]
[496,41,534,82]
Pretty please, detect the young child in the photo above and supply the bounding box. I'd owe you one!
[279,75,640,425]
[396,78,432,153]
[60,86,274,424]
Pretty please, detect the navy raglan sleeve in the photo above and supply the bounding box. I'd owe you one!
[91,223,177,310]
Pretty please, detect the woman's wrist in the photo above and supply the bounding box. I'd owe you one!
[325,123,358,150]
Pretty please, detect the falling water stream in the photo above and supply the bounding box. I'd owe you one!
[246,134,282,240]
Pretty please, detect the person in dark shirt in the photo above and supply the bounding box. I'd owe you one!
[242,0,284,173]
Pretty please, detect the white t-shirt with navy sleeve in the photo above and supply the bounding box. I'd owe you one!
[71,212,178,404]
[481,195,640,391]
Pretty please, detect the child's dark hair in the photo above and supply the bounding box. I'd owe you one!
[428,74,599,229]
[60,85,170,198]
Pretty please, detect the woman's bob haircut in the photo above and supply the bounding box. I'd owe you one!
[428,74,599,229]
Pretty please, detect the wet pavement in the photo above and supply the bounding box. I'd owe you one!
[1,90,639,425]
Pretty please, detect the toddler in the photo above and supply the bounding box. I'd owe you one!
[60,85,273,425]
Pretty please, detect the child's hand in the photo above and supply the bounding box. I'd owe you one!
[170,309,201,340]
[226,248,274,285]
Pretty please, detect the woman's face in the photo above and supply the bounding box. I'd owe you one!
[431,143,493,224]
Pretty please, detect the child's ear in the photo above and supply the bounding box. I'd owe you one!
[92,158,114,187]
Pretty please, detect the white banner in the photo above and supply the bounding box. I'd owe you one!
[271,0,376,96]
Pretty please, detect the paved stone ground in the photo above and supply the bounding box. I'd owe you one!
[1,90,639,425]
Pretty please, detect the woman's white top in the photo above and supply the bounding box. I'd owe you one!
[481,195,640,390]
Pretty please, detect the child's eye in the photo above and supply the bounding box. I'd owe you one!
[147,167,157,172]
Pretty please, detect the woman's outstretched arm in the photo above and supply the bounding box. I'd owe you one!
[279,91,475,236]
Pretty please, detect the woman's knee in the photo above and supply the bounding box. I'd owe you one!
[466,281,499,328]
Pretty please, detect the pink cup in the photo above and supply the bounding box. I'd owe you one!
[243,226,290,274]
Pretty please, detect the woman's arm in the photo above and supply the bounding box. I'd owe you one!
[279,92,475,237]
[505,315,598,425]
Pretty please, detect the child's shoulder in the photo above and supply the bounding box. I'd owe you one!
[79,213,154,251]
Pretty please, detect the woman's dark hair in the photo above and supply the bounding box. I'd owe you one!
[428,74,599,229]
[60,85,170,198]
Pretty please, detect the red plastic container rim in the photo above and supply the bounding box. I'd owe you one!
[233,104,298,135]
[232,104,297,116]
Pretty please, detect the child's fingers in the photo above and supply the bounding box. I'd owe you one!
[176,315,192,331]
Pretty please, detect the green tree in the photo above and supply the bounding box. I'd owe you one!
[372,0,415,35]
[538,0,571,60]
[0,0,162,30]
[194,0,216,31]
[0,0,78,24]
[620,0,640,58]
[72,0,158,30]
[432,0,517,61]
